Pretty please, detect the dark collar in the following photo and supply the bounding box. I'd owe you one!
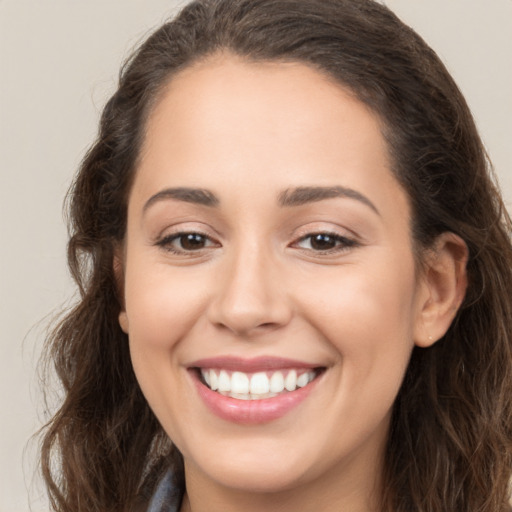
[146,470,182,512]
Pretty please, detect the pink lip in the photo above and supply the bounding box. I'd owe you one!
[188,356,323,425]
[189,356,319,372]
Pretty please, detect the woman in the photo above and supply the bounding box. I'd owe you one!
[40,0,512,511]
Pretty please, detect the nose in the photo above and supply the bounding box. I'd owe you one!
[207,245,293,337]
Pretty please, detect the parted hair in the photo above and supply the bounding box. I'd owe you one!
[40,0,512,510]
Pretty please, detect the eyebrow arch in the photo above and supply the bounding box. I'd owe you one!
[278,186,380,215]
[143,187,220,213]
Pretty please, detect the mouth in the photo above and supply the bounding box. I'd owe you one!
[188,356,326,424]
[196,367,323,400]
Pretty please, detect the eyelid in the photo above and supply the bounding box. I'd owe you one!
[293,232,358,251]
[287,221,363,257]
[156,231,220,256]
[153,222,361,257]
[154,222,222,255]
[153,221,220,242]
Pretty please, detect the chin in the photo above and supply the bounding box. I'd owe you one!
[202,462,309,494]
[184,442,317,494]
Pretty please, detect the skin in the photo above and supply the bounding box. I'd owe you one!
[117,55,467,512]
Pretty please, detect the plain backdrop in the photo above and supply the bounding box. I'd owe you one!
[1,1,511,510]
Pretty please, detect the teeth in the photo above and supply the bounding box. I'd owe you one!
[269,371,285,393]
[285,369,297,391]
[209,370,219,391]
[230,393,252,400]
[218,370,231,392]
[297,372,312,388]
[231,372,249,394]
[250,372,270,394]
[199,368,318,399]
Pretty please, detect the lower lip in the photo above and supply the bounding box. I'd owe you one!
[191,371,319,425]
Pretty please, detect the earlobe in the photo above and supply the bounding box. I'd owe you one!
[119,311,129,334]
[113,248,129,334]
[414,232,468,348]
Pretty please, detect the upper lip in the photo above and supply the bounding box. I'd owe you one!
[188,356,322,373]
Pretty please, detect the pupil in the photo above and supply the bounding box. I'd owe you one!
[181,234,205,250]
[311,234,336,250]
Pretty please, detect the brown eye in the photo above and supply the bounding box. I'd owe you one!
[309,234,338,250]
[179,233,208,250]
[157,232,218,253]
[295,232,357,253]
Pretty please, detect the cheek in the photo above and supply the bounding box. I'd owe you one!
[302,262,417,333]
[296,262,418,383]
[123,262,210,432]
[124,261,208,350]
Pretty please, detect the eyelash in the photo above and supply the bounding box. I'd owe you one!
[156,232,217,254]
[293,232,358,254]
[156,230,358,256]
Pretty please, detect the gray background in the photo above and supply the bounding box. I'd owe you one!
[1,1,511,510]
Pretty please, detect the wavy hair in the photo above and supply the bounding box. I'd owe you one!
[40,0,512,510]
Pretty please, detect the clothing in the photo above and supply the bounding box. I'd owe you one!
[147,471,181,512]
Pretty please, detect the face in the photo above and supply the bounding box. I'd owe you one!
[119,56,430,502]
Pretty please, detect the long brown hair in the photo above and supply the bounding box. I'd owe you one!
[40,1,512,510]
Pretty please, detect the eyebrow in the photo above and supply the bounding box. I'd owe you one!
[143,187,220,213]
[278,186,380,215]
[143,185,379,215]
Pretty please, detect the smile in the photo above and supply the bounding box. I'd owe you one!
[189,357,325,424]
[200,368,319,400]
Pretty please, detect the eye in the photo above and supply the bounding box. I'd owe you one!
[157,232,219,253]
[294,232,357,253]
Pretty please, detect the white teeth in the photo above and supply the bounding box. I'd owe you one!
[231,393,252,400]
[250,372,270,394]
[200,368,318,399]
[209,370,218,391]
[269,371,285,393]
[285,370,297,391]
[297,372,310,388]
[231,372,250,394]
[218,370,231,392]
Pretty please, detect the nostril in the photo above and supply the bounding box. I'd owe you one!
[213,322,273,337]
[259,322,279,329]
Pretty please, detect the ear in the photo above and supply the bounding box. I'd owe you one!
[113,247,129,334]
[414,232,468,348]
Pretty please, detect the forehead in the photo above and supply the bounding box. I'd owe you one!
[145,55,386,160]
[133,54,408,221]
